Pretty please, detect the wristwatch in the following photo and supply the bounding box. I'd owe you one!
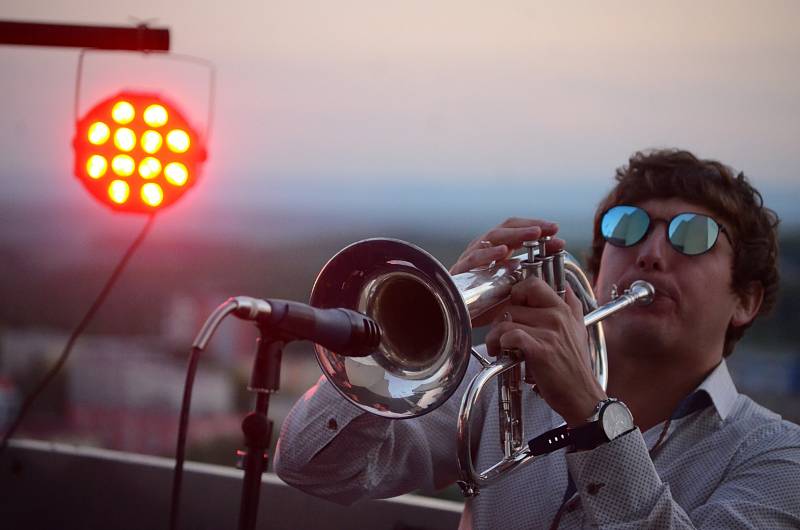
[570,398,635,451]
[528,398,635,456]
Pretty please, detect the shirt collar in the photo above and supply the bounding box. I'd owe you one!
[673,359,738,421]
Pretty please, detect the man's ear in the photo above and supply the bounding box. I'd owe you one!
[731,282,764,328]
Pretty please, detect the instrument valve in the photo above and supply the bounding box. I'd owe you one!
[521,241,542,281]
[539,236,553,259]
[522,240,540,262]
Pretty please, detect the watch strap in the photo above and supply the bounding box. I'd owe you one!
[528,423,572,456]
[569,420,608,451]
[527,399,633,455]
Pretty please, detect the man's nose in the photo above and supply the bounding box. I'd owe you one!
[636,224,668,271]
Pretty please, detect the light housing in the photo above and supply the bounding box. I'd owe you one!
[73,91,206,213]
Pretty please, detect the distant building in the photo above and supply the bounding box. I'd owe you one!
[0,328,240,454]
[162,292,260,363]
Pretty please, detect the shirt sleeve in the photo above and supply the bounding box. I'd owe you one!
[565,422,800,529]
[273,358,485,506]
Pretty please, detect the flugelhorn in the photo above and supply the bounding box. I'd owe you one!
[309,238,653,496]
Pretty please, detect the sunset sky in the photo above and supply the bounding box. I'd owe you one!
[1,1,798,235]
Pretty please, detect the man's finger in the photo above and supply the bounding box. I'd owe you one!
[564,285,584,321]
[498,328,542,359]
[449,245,508,274]
[485,320,520,357]
[543,237,567,254]
[481,226,542,248]
[509,277,563,308]
[498,218,559,232]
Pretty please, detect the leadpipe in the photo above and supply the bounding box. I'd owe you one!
[583,280,655,327]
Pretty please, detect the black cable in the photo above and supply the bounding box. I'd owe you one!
[0,213,157,456]
[169,345,201,530]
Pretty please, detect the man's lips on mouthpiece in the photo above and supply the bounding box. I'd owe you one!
[619,277,679,305]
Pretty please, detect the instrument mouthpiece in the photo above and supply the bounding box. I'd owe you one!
[628,280,655,306]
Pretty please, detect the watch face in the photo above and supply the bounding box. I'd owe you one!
[601,402,634,439]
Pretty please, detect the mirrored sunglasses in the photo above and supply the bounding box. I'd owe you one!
[600,204,730,256]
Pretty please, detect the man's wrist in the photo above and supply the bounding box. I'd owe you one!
[564,390,609,427]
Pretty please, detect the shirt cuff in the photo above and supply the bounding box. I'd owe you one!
[565,428,669,526]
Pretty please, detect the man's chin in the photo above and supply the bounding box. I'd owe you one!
[603,316,678,356]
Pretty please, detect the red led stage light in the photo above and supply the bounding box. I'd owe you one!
[73,92,206,213]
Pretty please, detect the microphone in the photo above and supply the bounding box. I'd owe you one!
[231,296,381,356]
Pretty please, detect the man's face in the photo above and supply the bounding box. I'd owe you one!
[593,197,743,365]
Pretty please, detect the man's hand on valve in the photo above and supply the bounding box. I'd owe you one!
[485,276,608,427]
[449,217,563,326]
[448,217,562,276]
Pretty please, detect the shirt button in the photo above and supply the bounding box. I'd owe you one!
[327,418,338,430]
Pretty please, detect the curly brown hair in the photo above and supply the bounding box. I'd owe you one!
[586,148,780,357]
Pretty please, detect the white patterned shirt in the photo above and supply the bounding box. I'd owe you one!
[275,354,800,529]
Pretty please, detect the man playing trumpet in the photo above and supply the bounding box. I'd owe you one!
[275,148,800,528]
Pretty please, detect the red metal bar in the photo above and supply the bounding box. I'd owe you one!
[0,20,169,51]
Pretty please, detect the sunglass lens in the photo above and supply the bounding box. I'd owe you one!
[601,205,650,247]
[668,213,720,255]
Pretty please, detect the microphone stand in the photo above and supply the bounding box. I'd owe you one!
[176,296,379,529]
[237,330,284,530]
